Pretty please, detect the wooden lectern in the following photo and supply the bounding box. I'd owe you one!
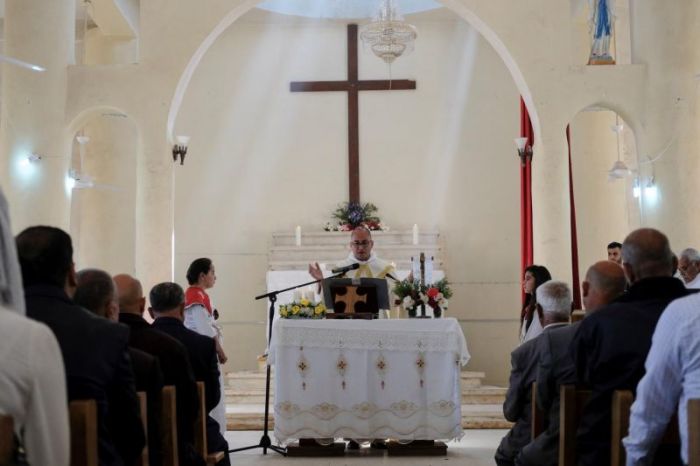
[322,278,389,319]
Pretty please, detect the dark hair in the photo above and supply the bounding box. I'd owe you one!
[186,258,212,285]
[16,226,73,288]
[149,282,185,312]
[74,269,115,316]
[607,241,622,249]
[524,265,552,295]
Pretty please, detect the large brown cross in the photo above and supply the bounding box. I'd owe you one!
[290,24,416,203]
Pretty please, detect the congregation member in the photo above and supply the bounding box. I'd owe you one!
[184,258,227,437]
[115,273,204,466]
[495,280,571,466]
[150,282,231,466]
[16,226,144,466]
[677,247,700,288]
[75,268,164,466]
[518,261,626,466]
[607,241,623,264]
[571,228,691,466]
[519,265,552,344]
[624,292,700,465]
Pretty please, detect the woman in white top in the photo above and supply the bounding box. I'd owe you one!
[519,265,552,344]
[183,258,228,437]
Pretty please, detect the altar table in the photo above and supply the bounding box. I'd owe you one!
[269,318,469,444]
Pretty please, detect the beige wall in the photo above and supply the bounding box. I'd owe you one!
[173,11,521,384]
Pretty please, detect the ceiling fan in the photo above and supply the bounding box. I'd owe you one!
[70,135,121,191]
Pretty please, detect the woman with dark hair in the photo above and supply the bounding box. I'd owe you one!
[519,264,552,344]
[183,257,227,438]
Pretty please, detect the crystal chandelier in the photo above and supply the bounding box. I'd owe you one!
[360,0,417,64]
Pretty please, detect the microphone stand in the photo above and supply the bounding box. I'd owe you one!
[228,272,345,456]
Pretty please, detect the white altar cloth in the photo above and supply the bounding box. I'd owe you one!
[269,318,469,444]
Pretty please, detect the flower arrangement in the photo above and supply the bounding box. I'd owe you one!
[324,201,386,231]
[393,278,452,318]
[279,298,327,319]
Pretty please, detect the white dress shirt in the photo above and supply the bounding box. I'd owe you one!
[623,292,700,465]
[0,307,69,465]
[684,274,700,289]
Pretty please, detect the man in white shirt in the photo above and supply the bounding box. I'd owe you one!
[0,307,69,466]
[623,292,700,465]
[678,248,700,288]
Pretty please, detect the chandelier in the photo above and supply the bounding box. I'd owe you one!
[360,0,417,64]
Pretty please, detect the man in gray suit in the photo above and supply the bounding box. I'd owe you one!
[495,281,572,466]
[516,261,626,466]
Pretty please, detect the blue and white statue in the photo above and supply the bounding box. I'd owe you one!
[589,0,615,64]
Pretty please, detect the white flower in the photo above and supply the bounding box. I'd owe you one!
[402,296,415,309]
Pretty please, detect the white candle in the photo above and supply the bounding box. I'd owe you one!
[412,224,419,245]
[293,289,302,302]
[295,225,301,246]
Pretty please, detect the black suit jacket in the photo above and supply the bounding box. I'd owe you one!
[25,285,145,466]
[129,348,164,466]
[119,313,202,466]
[518,322,578,466]
[151,317,221,416]
[571,277,693,466]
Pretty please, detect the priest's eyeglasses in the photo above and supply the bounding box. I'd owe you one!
[351,240,371,247]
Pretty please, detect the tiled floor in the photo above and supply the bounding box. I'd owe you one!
[224,430,507,465]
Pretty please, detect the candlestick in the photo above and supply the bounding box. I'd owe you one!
[412,224,419,245]
[295,225,301,247]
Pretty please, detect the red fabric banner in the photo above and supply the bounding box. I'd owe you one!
[520,98,534,303]
[566,126,582,309]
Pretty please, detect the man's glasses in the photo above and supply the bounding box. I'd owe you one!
[351,240,371,247]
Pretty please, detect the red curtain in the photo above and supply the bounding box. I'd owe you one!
[566,126,582,309]
[520,98,534,300]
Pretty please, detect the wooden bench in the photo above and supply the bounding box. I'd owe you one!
[531,381,545,440]
[0,415,15,465]
[137,391,149,466]
[689,398,700,466]
[194,381,225,465]
[161,386,179,466]
[558,385,591,466]
[69,399,98,466]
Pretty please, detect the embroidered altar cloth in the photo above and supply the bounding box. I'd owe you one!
[269,318,469,443]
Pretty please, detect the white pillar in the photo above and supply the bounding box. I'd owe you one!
[135,117,174,292]
[531,124,572,283]
[0,0,74,231]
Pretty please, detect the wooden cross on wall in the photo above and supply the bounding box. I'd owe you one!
[290,24,417,203]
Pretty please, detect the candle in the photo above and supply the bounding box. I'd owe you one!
[293,289,302,302]
[305,286,315,302]
[295,225,301,247]
[412,224,419,245]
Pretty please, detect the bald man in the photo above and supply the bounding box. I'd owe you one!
[517,262,626,466]
[115,274,203,466]
[571,228,692,466]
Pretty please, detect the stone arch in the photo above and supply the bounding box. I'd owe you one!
[166,0,541,144]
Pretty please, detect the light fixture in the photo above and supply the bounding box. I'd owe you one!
[514,137,533,165]
[76,135,90,145]
[360,0,417,65]
[632,178,641,198]
[27,153,42,164]
[172,135,190,165]
[608,160,630,179]
[644,176,658,200]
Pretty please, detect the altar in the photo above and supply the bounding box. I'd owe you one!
[269,317,469,444]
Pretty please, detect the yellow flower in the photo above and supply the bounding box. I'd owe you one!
[300,298,310,307]
[280,308,288,317]
[314,305,325,315]
[292,305,301,315]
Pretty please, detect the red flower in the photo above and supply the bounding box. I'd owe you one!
[427,287,439,298]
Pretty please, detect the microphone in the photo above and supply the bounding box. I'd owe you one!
[331,263,360,274]
[385,273,399,281]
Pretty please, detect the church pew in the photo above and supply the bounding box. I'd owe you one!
[689,399,700,466]
[161,386,179,466]
[610,389,680,466]
[194,381,225,465]
[558,385,591,466]
[137,391,149,466]
[570,310,585,323]
[69,399,98,466]
[531,381,545,440]
[0,415,14,464]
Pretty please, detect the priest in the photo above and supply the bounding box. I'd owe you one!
[308,226,396,309]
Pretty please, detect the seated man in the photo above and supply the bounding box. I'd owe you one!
[495,281,571,466]
[678,247,700,288]
[517,261,626,466]
[114,273,203,466]
[74,268,164,466]
[150,282,231,466]
[17,226,144,466]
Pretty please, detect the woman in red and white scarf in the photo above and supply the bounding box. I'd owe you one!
[184,257,227,437]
